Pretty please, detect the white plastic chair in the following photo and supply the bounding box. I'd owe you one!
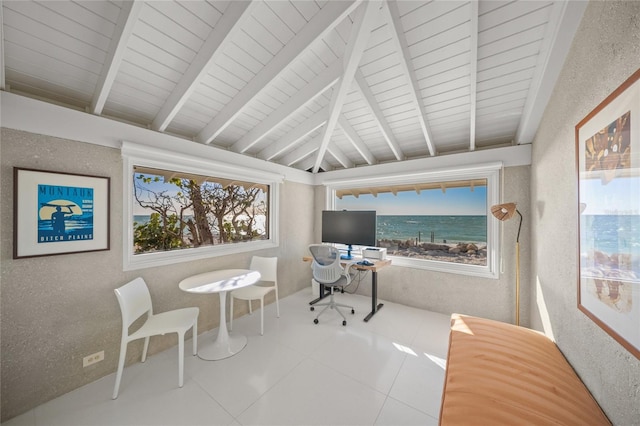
[229,256,280,335]
[112,277,199,399]
[308,244,357,326]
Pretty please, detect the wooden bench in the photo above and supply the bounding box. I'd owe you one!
[439,314,611,425]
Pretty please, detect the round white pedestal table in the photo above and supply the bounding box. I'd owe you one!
[179,269,261,360]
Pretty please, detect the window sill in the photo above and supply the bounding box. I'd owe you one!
[124,239,278,271]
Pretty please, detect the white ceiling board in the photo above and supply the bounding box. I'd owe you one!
[1,0,581,173]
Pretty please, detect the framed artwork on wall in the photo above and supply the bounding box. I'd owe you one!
[13,168,111,259]
[575,68,640,359]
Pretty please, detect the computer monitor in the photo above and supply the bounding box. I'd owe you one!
[321,210,377,259]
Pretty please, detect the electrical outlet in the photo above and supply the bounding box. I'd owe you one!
[83,350,104,367]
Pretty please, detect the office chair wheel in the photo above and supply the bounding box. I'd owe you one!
[342,320,347,326]
[310,306,314,311]
[351,309,355,314]
[314,318,319,324]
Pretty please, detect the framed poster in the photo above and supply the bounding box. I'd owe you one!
[13,168,110,258]
[575,68,640,359]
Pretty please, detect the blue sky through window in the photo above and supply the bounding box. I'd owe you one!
[336,186,487,216]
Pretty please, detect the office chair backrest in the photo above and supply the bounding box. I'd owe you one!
[309,244,345,285]
[114,277,153,329]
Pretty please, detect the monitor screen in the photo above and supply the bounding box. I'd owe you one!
[321,210,377,247]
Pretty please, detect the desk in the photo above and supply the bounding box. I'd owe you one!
[302,256,391,322]
[179,269,260,360]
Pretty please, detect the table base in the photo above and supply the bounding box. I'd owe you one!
[197,334,247,361]
[364,303,384,322]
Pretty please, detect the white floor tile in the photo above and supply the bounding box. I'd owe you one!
[236,358,386,425]
[375,397,438,426]
[347,296,429,346]
[388,350,446,419]
[186,334,305,417]
[311,328,407,394]
[2,289,451,426]
[411,311,452,359]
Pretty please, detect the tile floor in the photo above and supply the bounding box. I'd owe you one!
[3,289,452,426]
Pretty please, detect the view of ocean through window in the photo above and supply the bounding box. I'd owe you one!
[335,180,488,266]
[377,215,487,244]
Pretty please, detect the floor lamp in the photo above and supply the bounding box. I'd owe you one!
[491,202,523,326]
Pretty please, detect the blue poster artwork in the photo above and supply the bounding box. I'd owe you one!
[37,184,94,243]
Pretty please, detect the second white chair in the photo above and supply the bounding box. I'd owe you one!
[112,277,199,399]
[229,256,280,335]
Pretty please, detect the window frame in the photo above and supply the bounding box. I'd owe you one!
[122,142,281,271]
[323,162,502,279]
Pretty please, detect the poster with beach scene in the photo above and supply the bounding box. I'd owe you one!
[37,185,94,243]
[576,68,640,359]
[13,168,110,258]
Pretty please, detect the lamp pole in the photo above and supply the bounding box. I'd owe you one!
[491,202,523,327]
[515,210,522,326]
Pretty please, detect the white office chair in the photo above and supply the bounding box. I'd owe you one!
[229,256,280,335]
[112,277,199,399]
[308,244,357,326]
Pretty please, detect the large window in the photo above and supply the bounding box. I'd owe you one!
[122,142,280,270]
[324,163,501,278]
[133,166,269,253]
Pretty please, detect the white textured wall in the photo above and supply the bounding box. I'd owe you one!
[0,128,315,421]
[530,1,640,424]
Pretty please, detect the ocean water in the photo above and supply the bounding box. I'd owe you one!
[38,218,93,232]
[133,215,152,224]
[581,214,640,256]
[377,215,487,244]
[134,214,488,244]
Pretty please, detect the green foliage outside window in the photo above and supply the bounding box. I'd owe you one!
[132,167,268,254]
[134,212,185,253]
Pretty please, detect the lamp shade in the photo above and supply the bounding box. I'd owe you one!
[491,203,517,221]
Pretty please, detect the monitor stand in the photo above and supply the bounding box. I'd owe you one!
[340,245,353,260]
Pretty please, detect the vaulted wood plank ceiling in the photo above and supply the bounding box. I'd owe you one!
[0,0,584,173]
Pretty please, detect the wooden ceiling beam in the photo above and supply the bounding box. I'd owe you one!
[469,0,479,152]
[383,0,436,156]
[515,1,587,144]
[231,58,341,154]
[258,106,328,161]
[327,141,353,169]
[151,0,255,132]
[281,135,320,166]
[90,0,142,115]
[197,0,361,145]
[355,70,404,161]
[312,1,380,173]
[338,116,376,165]
[299,154,331,173]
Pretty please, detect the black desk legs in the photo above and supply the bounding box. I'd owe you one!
[309,284,329,305]
[364,271,384,322]
[309,272,383,321]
